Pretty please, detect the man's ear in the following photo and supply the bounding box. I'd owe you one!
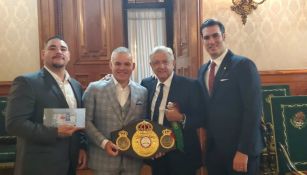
[222,33,226,41]
[41,50,45,61]
[132,62,135,70]
[109,60,113,70]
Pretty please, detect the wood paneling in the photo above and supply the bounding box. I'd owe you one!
[38,0,124,88]
[37,0,56,56]
[0,82,11,97]
[2,70,307,96]
[260,69,307,95]
[2,69,307,96]
[173,0,202,77]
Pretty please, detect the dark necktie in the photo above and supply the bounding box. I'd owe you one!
[152,83,164,122]
[208,61,216,95]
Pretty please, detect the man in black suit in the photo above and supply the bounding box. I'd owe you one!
[198,19,264,175]
[141,46,204,175]
[6,35,87,175]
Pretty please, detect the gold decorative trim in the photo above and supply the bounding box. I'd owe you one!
[116,130,131,151]
[230,0,266,25]
[280,104,307,166]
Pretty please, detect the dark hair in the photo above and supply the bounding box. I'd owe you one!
[200,19,225,36]
[45,35,64,44]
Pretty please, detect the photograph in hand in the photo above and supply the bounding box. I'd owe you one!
[43,108,85,128]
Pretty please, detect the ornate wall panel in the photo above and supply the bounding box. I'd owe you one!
[173,0,202,77]
[0,0,40,81]
[38,0,124,88]
[75,0,108,62]
[200,0,307,71]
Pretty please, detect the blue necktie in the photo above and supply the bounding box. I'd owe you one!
[152,83,164,122]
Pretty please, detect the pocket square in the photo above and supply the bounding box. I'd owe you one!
[220,79,229,82]
[136,101,143,105]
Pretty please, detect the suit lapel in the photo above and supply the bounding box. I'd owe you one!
[211,50,233,97]
[42,69,69,108]
[105,79,122,121]
[125,82,136,123]
[148,78,158,111]
[163,75,178,126]
[201,62,211,98]
[167,75,177,103]
[69,79,82,108]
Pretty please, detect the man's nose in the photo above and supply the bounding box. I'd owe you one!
[207,37,216,44]
[55,48,63,54]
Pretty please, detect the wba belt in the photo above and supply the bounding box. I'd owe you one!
[111,119,176,159]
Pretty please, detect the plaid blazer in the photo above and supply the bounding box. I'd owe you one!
[83,78,147,172]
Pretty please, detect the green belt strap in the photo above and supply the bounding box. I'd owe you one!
[171,121,184,152]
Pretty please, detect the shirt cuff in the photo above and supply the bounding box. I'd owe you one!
[181,113,187,128]
[101,139,109,149]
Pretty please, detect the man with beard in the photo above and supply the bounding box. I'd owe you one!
[6,35,87,175]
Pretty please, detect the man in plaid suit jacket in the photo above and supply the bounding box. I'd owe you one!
[83,47,147,175]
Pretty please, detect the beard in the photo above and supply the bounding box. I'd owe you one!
[52,63,65,68]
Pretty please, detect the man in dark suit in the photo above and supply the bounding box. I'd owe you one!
[198,19,264,175]
[141,46,204,175]
[6,35,87,175]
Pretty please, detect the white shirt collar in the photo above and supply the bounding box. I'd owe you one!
[210,49,228,67]
[157,72,174,88]
[111,75,131,88]
[44,66,70,82]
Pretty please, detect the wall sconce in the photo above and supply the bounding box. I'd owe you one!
[231,0,266,25]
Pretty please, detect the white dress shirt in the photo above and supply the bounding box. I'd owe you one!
[101,75,131,149]
[44,66,77,109]
[112,75,131,107]
[205,49,228,91]
[151,72,174,125]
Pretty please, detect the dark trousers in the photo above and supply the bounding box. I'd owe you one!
[206,148,260,175]
[149,150,197,175]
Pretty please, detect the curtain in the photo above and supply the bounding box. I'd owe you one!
[127,8,166,83]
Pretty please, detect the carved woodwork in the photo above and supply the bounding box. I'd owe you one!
[173,0,202,77]
[260,70,307,95]
[38,0,124,88]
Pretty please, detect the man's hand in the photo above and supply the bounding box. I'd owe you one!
[165,102,184,122]
[152,152,165,159]
[101,74,112,81]
[233,151,248,172]
[77,149,87,169]
[105,141,119,157]
[57,125,83,137]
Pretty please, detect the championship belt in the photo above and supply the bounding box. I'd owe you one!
[111,119,176,159]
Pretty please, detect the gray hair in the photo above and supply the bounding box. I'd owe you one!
[149,46,174,62]
[111,47,132,62]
